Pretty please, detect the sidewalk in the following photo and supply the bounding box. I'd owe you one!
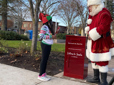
[0,57,114,85]
[54,57,114,85]
[0,63,89,85]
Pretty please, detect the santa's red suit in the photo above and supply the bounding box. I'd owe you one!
[85,2,114,73]
[85,1,114,85]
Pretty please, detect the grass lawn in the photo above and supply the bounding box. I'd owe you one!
[0,40,65,52]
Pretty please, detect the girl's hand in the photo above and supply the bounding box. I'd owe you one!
[52,35,56,39]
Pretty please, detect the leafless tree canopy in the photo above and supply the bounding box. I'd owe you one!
[12,0,61,53]
[8,0,30,34]
[76,0,88,36]
[57,0,86,34]
[40,0,60,17]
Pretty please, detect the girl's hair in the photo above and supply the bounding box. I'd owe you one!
[43,19,55,35]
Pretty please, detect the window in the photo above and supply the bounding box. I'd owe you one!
[24,24,27,28]
[30,24,31,28]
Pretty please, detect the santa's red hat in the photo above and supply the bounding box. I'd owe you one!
[87,0,104,7]
[39,13,52,24]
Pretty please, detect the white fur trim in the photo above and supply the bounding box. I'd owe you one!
[89,27,101,41]
[91,63,108,72]
[92,63,99,69]
[86,49,90,59]
[86,40,92,59]
[86,39,113,62]
[110,48,114,56]
[87,19,92,25]
[85,26,90,34]
[99,65,108,73]
[86,47,113,61]
[87,0,103,7]
[89,4,104,16]
[90,51,111,61]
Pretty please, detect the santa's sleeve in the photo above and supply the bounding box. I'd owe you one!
[89,13,112,41]
[85,15,92,34]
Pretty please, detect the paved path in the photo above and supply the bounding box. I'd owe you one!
[0,57,114,85]
[0,63,90,85]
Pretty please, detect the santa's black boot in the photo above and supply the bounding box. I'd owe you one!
[87,69,100,84]
[99,73,108,85]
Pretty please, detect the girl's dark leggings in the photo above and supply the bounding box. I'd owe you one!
[39,42,51,76]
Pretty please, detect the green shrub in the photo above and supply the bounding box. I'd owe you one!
[18,40,31,53]
[56,33,67,39]
[0,46,8,53]
[20,34,29,40]
[0,40,8,53]
[0,31,29,40]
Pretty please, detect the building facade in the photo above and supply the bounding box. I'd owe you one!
[22,21,59,33]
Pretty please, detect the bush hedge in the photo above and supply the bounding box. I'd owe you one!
[0,30,29,40]
[56,33,67,39]
[56,33,74,39]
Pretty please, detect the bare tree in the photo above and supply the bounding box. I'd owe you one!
[19,0,60,54]
[8,0,29,34]
[28,0,61,54]
[75,0,88,36]
[57,0,81,34]
[0,0,7,31]
[0,0,17,31]
[28,0,42,54]
[40,0,60,17]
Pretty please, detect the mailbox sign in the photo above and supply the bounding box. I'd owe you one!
[64,35,88,79]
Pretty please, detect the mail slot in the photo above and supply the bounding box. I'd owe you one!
[64,35,88,79]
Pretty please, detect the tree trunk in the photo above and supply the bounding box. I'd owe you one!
[80,16,85,36]
[18,21,22,34]
[19,23,21,34]
[67,26,70,34]
[1,13,7,31]
[105,0,107,8]
[67,28,69,34]
[31,19,38,53]
[80,11,88,36]
[1,0,7,31]
[29,0,40,54]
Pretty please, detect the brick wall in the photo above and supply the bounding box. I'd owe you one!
[22,21,58,33]
[0,20,14,29]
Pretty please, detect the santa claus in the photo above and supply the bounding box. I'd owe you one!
[85,0,114,85]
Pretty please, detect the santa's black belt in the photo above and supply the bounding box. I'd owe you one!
[100,31,110,38]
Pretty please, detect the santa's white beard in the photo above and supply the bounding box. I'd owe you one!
[89,4,104,16]
[89,6,97,16]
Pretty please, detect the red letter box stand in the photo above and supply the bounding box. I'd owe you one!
[64,35,88,79]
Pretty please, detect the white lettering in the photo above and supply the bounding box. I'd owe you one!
[68,48,82,51]
[77,53,82,56]
[67,52,83,57]
[68,42,83,45]
[71,56,78,58]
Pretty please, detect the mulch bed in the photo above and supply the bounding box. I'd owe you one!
[0,48,65,76]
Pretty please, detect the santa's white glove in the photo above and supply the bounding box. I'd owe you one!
[85,26,90,34]
[87,19,92,25]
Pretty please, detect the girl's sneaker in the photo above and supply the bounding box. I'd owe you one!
[38,73,50,81]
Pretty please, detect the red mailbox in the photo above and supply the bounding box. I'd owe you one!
[64,35,88,79]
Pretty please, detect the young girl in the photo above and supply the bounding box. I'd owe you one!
[38,13,56,81]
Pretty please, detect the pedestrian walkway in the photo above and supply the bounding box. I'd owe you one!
[0,57,114,85]
[0,63,90,85]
